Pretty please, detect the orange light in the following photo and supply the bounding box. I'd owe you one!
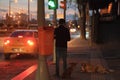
[4,40,10,45]
[108,2,112,13]
[27,40,34,46]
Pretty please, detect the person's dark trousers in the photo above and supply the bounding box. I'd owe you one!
[55,47,67,76]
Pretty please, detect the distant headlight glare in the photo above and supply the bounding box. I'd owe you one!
[70,28,76,32]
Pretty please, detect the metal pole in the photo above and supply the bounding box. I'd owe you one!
[64,0,66,20]
[53,9,57,27]
[28,0,30,26]
[36,0,50,80]
[53,9,57,63]
[9,0,11,16]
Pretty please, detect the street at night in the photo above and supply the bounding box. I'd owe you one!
[0,0,120,80]
[0,30,120,80]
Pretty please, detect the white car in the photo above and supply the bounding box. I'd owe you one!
[3,30,38,59]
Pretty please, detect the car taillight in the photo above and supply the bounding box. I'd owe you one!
[4,39,10,45]
[27,40,34,46]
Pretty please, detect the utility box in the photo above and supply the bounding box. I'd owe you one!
[38,27,54,56]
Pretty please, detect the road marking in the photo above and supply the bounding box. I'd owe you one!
[11,61,53,80]
[11,64,37,80]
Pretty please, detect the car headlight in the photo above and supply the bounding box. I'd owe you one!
[70,28,76,33]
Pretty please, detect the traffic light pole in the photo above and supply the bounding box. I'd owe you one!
[36,0,50,80]
[64,0,66,20]
[53,9,57,27]
[53,9,57,63]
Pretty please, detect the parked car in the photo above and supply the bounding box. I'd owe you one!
[3,30,38,59]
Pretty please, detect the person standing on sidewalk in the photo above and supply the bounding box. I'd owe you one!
[54,19,71,77]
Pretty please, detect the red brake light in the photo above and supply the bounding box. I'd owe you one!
[4,39,10,45]
[27,40,34,46]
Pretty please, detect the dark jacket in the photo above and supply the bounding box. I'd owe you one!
[54,25,71,48]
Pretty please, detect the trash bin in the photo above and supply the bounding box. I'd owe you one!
[38,27,54,56]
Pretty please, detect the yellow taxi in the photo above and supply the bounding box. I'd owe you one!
[3,30,38,60]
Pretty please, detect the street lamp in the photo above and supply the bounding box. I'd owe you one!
[9,0,11,16]
[28,0,32,26]
[9,0,17,17]
[28,0,30,25]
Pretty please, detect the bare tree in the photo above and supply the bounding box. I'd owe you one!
[68,0,88,40]
[77,0,87,40]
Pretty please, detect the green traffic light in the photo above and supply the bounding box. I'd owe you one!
[48,0,58,9]
[48,1,55,7]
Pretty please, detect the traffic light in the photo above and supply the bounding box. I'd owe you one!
[60,1,66,9]
[48,0,58,9]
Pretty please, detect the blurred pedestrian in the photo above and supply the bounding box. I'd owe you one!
[54,18,71,77]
